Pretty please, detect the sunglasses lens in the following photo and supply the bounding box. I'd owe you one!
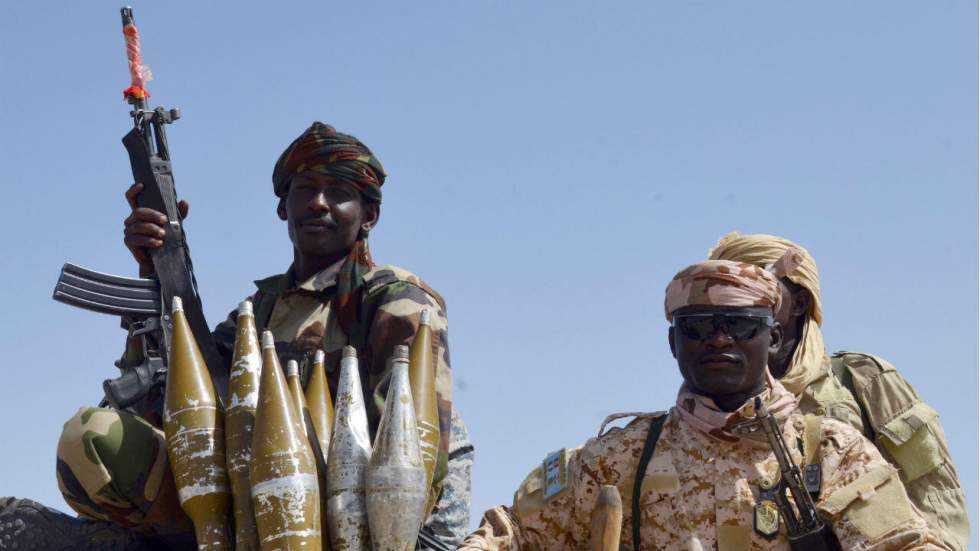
[722,317,763,340]
[675,317,715,340]
[675,315,769,340]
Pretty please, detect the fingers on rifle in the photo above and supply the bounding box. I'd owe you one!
[125,182,143,209]
[126,221,166,239]
[125,234,164,250]
[178,199,189,219]
[125,207,168,226]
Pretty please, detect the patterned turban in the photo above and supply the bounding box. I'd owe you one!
[272,121,386,203]
[664,260,781,321]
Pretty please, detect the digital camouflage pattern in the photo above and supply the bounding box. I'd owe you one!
[708,232,969,551]
[57,262,473,547]
[664,260,781,321]
[461,397,948,551]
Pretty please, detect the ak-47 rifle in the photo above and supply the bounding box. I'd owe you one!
[753,397,840,551]
[52,7,227,412]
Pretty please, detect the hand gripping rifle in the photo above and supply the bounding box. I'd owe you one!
[52,7,227,412]
[753,397,840,551]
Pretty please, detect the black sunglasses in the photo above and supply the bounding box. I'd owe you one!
[672,313,774,341]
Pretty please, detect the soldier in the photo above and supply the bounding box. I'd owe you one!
[708,232,968,551]
[460,257,948,551]
[3,122,473,550]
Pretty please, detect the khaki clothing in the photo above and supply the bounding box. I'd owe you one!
[798,352,969,551]
[461,404,947,550]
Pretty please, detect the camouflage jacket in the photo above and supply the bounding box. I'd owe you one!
[461,405,948,551]
[211,262,455,483]
[796,352,968,551]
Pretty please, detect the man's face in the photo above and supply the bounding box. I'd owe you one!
[280,172,377,260]
[669,305,781,405]
[768,278,809,378]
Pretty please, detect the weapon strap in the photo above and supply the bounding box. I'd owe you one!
[632,414,666,551]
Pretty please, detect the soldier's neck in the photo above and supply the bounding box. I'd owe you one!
[294,249,351,282]
[710,384,765,412]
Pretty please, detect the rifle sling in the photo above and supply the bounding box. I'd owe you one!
[632,414,666,551]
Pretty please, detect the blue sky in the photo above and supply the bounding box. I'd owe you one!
[1,1,976,544]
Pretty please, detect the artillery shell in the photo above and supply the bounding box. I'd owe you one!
[305,350,334,550]
[164,296,232,550]
[366,345,427,551]
[224,299,261,551]
[326,346,372,551]
[408,309,440,513]
[251,331,321,550]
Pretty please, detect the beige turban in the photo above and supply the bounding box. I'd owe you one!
[664,259,781,321]
[707,232,825,394]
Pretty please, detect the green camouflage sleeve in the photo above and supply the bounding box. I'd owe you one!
[361,277,453,479]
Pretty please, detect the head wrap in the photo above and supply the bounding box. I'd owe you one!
[273,122,387,340]
[664,259,781,321]
[707,232,825,394]
[272,121,386,203]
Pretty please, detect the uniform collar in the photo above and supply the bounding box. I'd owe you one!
[254,257,346,296]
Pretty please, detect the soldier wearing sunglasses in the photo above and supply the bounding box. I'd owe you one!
[460,257,946,551]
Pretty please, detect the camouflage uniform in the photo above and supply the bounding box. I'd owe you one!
[708,232,969,551]
[461,401,947,550]
[57,261,473,547]
[797,352,969,551]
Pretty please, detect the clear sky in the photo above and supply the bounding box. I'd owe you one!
[1,1,976,545]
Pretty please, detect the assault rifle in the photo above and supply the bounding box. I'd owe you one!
[52,7,227,411]
[753,397,840,551]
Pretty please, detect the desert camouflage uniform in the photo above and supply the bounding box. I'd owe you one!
[461,408,947,550]
[797,353,969,551]
[58,262,473,547]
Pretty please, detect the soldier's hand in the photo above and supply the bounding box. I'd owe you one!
[124,182,189,277]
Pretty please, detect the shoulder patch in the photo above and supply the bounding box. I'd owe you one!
[542,448,570,500]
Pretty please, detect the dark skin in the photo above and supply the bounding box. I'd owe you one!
[768,278,812,379]
[668,305,782,412]
[123,172,379,281]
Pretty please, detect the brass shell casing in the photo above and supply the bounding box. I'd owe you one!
[250,332,321,550]
[224,300,261,551]
[326,346,372,551]
[164,296,232,550]
[366,346,427,551]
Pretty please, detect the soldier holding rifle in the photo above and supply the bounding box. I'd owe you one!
[460,255,947,551]
[50,121,475,550]
[1,10,472,549]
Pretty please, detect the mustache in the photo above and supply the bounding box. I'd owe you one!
[298,216,337,227]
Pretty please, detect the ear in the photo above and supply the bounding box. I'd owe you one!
[361,201,380,233]
[768,321,783,356]
[276,197,288,221]
[668,327,677,358]
[791,288,812,317]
